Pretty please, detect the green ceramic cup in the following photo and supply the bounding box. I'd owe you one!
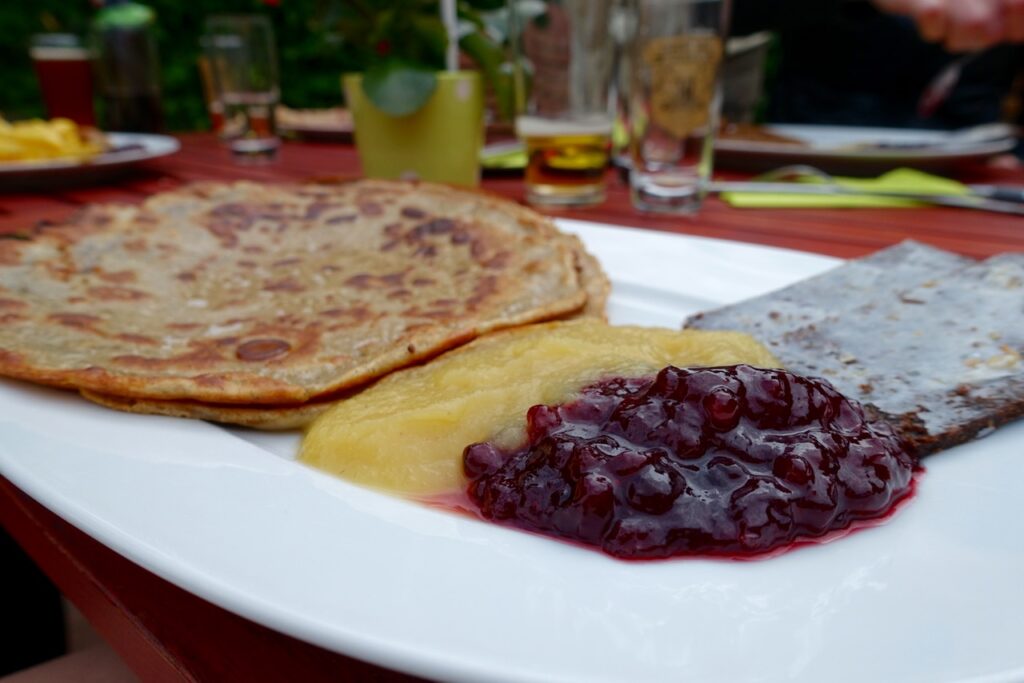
[343,71,484,187]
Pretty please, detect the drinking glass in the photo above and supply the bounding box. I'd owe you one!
[202,15,280,162]
[508,0,616,207]
[30,34,96,127]
[91,4,164,133]
[627,0,729,213]
[196,41,225,137]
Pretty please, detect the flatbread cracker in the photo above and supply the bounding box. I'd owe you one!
[686,241,1024,455]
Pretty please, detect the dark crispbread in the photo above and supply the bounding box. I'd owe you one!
[686,241,1024,455]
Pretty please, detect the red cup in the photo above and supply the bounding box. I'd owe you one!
[30,34,97,127]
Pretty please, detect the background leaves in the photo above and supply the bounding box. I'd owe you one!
[0,0,363,131]
[0,1,519,129]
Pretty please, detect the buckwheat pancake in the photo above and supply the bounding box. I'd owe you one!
[0,180,605,414]
[78,390,336,430]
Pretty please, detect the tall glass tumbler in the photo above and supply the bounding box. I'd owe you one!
[196,40,225,137]
[628,0,729,213]
[202,15,280,162]
[91,3,164,133]
[509,0,616,207]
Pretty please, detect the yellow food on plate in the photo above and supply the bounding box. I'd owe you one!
[300,319,779,496]
[0,116,103,162]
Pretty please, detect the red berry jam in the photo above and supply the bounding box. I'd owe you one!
[463,365,917,560]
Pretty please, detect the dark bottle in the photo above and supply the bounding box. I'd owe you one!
[91,0,164,132]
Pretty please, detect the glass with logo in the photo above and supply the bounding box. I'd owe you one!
[202,15,280,162]
[627,0,729,213]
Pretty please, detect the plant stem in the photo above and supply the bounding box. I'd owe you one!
[441,0,458,71]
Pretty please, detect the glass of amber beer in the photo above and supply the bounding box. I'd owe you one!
[509,0,616,207]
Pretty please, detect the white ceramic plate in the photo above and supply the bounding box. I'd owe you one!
[714,124,1017,175]
[2,221,1023,683]
[0,132,179,187]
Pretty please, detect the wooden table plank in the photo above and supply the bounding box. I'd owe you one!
[4,133,1022,258]
[0,479,427,683]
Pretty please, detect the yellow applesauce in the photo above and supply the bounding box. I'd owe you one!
[299,320,779,495]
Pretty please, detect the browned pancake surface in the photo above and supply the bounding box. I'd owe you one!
[0,180,602,406]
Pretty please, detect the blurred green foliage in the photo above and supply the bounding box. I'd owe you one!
[0,1,363,131]
[328,0,509,117]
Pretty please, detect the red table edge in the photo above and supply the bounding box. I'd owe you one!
[0,476,428,682]
[1,477,195,682]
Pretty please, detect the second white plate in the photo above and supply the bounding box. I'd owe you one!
[714,124,1017,174]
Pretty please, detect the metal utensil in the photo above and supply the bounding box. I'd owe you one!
[917,52,980,119]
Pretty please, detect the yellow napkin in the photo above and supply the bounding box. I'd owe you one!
[721,168,970,208]
[480,142,527,170]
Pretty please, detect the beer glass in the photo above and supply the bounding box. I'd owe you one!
[628,0,728,213]
[509,0,616,207]
[30,34,96,127]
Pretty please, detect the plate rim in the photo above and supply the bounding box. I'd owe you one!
[714,123,1016,160]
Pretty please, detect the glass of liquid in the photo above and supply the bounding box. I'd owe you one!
[627,0,729,214]
[30,34,97,127]
[91,2,164,133]
[508,0,616,207]
[202,15,280,163]
[196,40,225,137]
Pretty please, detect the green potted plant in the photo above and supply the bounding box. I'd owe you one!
[331,0,511,187]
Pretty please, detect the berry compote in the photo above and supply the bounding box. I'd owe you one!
[463,365,917,559]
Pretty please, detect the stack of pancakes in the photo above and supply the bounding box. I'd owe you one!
[0,180,608,428]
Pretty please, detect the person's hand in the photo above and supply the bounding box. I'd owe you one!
[872,0,1024,52]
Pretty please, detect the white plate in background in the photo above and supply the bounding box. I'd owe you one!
[714,124,1017,174]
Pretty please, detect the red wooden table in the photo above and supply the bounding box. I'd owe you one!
[2,134,1023,682]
